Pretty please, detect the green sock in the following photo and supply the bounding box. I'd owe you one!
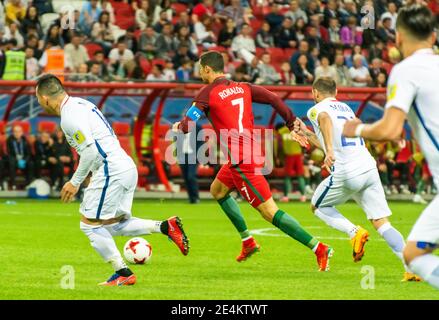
[218,195,250,239]
[272,210,318,249]
[379,171,389,186]
[284,177,292,196]
[297,176,306,195]
[305,177,310,185]
[416,179,425,195]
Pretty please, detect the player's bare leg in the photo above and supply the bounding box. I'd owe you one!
[404,242,438,287]
[368,218,420,282]
[210,178,259,262]
[257,198,334,271]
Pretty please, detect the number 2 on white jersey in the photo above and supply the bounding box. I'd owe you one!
[231,97,244,133]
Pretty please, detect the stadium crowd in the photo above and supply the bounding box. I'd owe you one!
[0,0,437,85]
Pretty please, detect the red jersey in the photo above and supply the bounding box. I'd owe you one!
[180,77,296,165]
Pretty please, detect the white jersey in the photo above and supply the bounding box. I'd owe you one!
[307,97,376,179]
[60,96,136,179]
[385,48,439,187]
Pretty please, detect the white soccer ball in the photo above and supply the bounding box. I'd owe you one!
[123,237,152,264]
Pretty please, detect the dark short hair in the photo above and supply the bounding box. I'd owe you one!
[313,77,337,95]
[396,5,436,40]
[36,74,65,97]
[199,51,224,73]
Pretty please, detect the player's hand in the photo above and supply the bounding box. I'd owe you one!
[60,181,79,203]
[293,118,307,135]
[290,131,309,147]
[343,118,362,138]
[172,122,181,133]
[323,150,335,172]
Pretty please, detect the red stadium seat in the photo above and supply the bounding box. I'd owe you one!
[284,48,296,60]
[207,46,226,52]
[12,121,31,134]
[266,48,285,61]
[0,120,5,134]
[38,121,57,133]
[171,2,188,14]
[255,47,265,58]
[157,124,170,139]
[112,121,131,136]
[250,19,263,36]
[84,43,104,59]
[139,55,152,75]
[152,58,166,67]
[169,164,181,177]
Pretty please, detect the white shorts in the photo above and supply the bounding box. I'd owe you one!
[311,168,392,220]
[80,168,138,220]
[407,195,439,245]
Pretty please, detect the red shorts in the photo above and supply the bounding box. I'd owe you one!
[216,163,272,208]
[284,154,304,176]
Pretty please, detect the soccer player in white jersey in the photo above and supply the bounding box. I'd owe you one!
[35,74,189,286]
[344,5,439,289]
[293,77,420,281]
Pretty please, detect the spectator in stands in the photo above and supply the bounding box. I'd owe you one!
[155,22,176,58]
[33,0,53,15]
[233,62,252,82]
[374,72,387,88]
[25,34,42,59]
[290,40,314,76]
[79,0,102,35]
[256,52,281,84]
[280,61,295,85]
[231,23,256,60]
[386,141,411,195]
[6,125,34,189]
[315,56,337,80]
[194,15,216,49]
[381,1,398,30]
[306,25,326,54]
[172,43,197,69]
[135,0,154,30]
[328,17,341,46]
[369,58,387,84]
[87,61,103,81]
[125,56,145,80]
[368,39,385,62]
[338,0,359,25]
[217,0,252,30]
[176,58,193,82]
[294,17,306,42]
[265,3,284,33]
[222,52,236,79]
[100,0,115,24]
[146,63,166,81]
[293,54,314,84]
[345,44,368,68]
[305,0,321,18]
[21,6,42,38]
[153,9,171,33]
[217,18,237,48]
[139,26,157,59]
[43,24,64,49]
[174,25,198,56]
[349,54,372,87]
[108,37,134,78]
[340,16,361,47]
[91,11,117,55]
[87,50,109,80]
[333,53,352,86]
[34,131,62,188]
[376,17,396,43]
[2,39,25,80]
[275,17,298,49]
[191,0,215,23]
[53,128,74,188]
[25,46,39,79]
[323,0,339,28]
[256,21,274,49]
[285,0,308,24]
[163,58,176,81]
[5,0,25,26]
[123,26,139,53]
[174,11,194,34]
[69,63,96,82]
[4,22,24,48]
[39,40,66,79]
[64,32,89,73]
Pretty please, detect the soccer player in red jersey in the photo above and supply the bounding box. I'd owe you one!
[173,51,334,271]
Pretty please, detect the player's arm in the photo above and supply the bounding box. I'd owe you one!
[293,118,322,148]
[318,112,335,171]
[343,65,413,141]
[175,86,210,134]
[60,119,96,203]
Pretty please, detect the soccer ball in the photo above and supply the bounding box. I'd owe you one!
[123,237,152,264]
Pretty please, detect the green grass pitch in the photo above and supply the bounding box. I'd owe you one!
[0,199,438,299]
